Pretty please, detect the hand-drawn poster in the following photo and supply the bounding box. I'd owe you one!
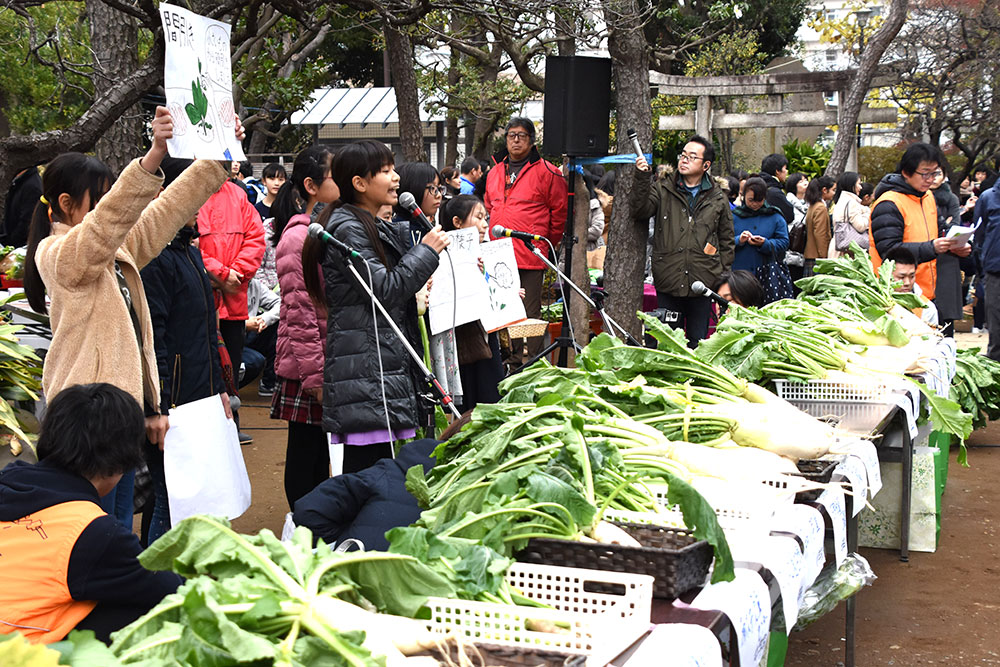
[428,228,487,335]
[480,238,527,333]
[161,5,246,161]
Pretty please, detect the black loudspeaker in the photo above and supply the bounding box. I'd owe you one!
[542,56,611,157]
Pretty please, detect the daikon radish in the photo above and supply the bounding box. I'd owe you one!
[589,520,642,547]
[698,401,835,460]
[663,439,800,481]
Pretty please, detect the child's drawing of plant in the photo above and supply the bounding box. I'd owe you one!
[185,59,213,135]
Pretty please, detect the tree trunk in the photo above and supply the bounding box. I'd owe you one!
[567,170,590,362]
[471,45,503,160]
[603,0,652,340]
[445,37,461,166]
[384,24,426,162]
[826,0,908,177]
[87,0,143,175]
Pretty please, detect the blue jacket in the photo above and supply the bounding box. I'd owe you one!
[459,176,476,195]
[140,226,225,413]
[293,439,437,550]
[731,203,789,271]
[976,183,1000,274]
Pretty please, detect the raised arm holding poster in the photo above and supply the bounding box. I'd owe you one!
[160,4,246,161]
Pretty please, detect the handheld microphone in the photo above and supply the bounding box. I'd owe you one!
[690,280,729,307]
[627,128,644,160]
[398,192,434,232]
[308,223,362,259]
[491,225,547,243]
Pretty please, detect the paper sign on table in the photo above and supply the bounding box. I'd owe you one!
[428,228,488,335]
[692,569,771,667]
[164,394,251,525]
[624,624,722,666]
[479,238,526,332]
[834,456,869,516]
[815,487,849,566]
[161,4,246,161]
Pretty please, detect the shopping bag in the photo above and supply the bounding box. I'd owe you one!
[754,261,795,304]
[163,395,251,526]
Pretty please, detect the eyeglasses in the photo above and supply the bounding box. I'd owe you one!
[425,185,446,196]
[915,169,944,181]
[677,152,705,163]
[506,131,531,141]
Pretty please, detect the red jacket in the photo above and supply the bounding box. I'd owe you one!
[484,147,568,270]
[274,214,327,390]
[197,181,265,320]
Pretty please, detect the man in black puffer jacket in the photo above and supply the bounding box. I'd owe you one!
[293,439,437,550]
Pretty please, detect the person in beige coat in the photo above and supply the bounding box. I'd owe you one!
[22,106,239,523]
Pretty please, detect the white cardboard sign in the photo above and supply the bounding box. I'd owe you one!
[161,4,247,161]
[428,228,488,335]
[479,238,526,332]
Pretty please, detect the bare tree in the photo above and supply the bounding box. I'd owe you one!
[825,0,909,177]
[385,23,426,162]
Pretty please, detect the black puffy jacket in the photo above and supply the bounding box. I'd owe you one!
[321,205,439,435]
[870,174,938,265]
[140,226,224,413]
[292,438,437,550]
[761,173,794,225]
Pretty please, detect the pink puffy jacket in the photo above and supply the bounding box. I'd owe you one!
[275,214,327,389]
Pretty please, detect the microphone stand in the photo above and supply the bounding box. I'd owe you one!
[330,244,462,420]
[520,239,642,349]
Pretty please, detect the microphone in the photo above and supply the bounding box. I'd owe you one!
[398,191,434,232]
[627,128,644,159]
[691,280,729,307]
[491,225,547,242]
[308,223,362,259]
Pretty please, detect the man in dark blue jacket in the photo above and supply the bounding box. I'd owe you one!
[975,181,1000,360]
[293,439,437,551]
[140,157,231,544]
[0,384,182,643]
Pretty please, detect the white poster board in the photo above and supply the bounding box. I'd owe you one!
[428,228,488,335]
[163,394,251,525]
[480,238,527,333]
[160,4,247,161]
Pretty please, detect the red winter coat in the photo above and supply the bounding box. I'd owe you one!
[274,214,327,390]
[484,147,568,270]
[197,181,265,320]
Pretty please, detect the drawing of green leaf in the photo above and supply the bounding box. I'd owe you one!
[185,102,201,125]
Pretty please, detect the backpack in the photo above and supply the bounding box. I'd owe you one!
[788,220,807,254]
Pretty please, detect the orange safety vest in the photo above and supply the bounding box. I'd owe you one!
[0,500,104,643]
[868,189,939,300]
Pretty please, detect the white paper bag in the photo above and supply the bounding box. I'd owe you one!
[163,395,251,525]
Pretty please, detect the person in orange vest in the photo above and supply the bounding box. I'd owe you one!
[0,384,182,644]
[869,143,971,300]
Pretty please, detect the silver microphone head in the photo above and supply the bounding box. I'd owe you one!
[307,222,324,239]
[491,225,506,238]
[690,280,709,296]
[398,191,418,212]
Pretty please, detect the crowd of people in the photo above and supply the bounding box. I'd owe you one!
[0,105,997,645]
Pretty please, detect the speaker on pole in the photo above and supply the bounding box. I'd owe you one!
[542,56,611,157]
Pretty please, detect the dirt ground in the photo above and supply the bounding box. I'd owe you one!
[233,331,1000,666]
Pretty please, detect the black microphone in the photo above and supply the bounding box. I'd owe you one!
[690,280,729,307]
[491,225,547,242]
[398,192,434,232]
[627,128,643,159]
[308,223,362,259]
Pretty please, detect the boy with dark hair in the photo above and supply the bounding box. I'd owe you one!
[0,383,183,643]
[459,156,482,195]
[759,153,794,224]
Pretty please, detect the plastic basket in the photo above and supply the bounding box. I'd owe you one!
[424,562,653,666]
[773,378,899,403]
[517,523,712,600]
[643,480,794,538]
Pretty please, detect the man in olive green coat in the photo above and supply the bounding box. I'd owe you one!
[632,135,735,346]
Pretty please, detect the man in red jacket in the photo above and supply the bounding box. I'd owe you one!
[198,180,265,442]
[484,117,568,364]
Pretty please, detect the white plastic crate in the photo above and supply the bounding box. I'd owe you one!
[424,562,653,666]
[773,377,899,403]
[636,480,793,537]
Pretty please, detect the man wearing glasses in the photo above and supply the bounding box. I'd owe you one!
[869,142,971,305]
[485,117,568,364]
[632,135,734,347]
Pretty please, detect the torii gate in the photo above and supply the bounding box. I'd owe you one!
[650,69,898,172]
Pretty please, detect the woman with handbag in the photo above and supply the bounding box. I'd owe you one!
[803,176,835,276]
[732,177,791,304]
[831,171,868,258]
